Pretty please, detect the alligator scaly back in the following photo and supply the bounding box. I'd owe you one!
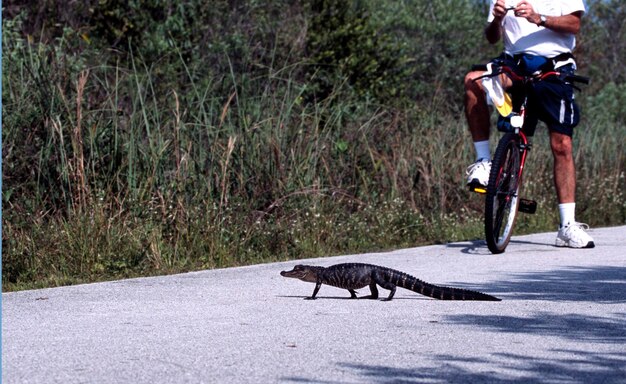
[281,263,501,301]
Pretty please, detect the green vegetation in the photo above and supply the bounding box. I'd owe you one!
[3,0,625,291]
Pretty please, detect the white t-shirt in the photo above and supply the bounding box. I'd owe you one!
[487,0,586,57]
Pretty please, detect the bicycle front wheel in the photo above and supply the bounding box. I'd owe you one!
[485,133,522,254]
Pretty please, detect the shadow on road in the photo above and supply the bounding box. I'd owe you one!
[464,266,626,303]
[330,350,626,384]
[443,311,626,344]
[446,238,554,254]
[282,348,626,383]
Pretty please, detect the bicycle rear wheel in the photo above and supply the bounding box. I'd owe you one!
[485,133,522,254]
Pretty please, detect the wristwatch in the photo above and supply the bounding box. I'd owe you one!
[539,15,547,27]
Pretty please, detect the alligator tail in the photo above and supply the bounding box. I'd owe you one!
[388,269,501,301]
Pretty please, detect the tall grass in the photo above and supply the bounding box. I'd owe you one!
[3,7,625,291]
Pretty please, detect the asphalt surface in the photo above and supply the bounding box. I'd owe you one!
[3,226,626,384]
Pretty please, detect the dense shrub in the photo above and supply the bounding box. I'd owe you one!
[305,0,413,103]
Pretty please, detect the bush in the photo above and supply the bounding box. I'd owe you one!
[2,0,625,291]
[305,0,413,104]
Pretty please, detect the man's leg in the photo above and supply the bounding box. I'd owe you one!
[551,130,594,248]
[464,71,493,186]
[550,131,576,204]
[464,71,491,143]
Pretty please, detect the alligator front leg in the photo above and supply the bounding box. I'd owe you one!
[305,281,323,300]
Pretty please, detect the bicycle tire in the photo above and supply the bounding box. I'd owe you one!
[485,133,522,254]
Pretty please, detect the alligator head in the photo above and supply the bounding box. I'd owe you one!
[280,264,321,283]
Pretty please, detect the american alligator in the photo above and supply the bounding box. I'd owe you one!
[280,263,501,301]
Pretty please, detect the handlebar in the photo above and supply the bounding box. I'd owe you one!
[563,73,590,85]
[471,63,589,85]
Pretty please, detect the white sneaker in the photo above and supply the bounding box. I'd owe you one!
[555,222,595,248]
[466,158,491,187]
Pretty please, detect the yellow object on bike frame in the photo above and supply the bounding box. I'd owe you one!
[495,92,513,116]
[482,63,513,117]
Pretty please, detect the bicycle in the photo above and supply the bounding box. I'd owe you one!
[468,59,589,254]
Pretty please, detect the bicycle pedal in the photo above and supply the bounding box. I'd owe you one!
[468,181,487,195]
[518,198,537,214]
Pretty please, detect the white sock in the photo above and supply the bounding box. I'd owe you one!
[473,140,491,161]
[559,203,576,228]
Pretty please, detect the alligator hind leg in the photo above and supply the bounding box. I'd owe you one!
[359,283,379,299]
[374,279,397,301]
[381,285,397,301]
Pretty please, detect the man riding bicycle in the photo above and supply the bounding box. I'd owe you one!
[464,0,594,249]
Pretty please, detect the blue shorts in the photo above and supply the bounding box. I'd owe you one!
[524,66,580,137]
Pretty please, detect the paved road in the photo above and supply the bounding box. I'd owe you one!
[3,226,626,383]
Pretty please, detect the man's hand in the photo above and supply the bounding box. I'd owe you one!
[492,0,509,21]
[514,1,542,25]
[486,0,508,44]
